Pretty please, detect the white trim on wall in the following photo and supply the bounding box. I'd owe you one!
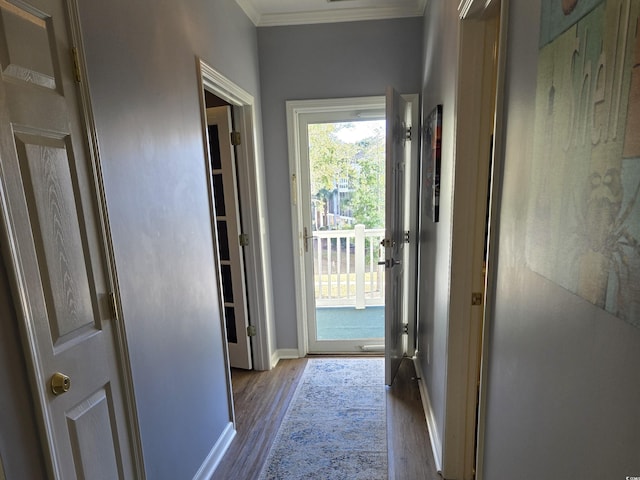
[191,423,236,480]
[270,348,301,368]
[197,58,275,372]
[413,357,443,474]
[235,0,427,27]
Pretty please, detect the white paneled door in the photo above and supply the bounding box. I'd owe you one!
[0,0,138,478]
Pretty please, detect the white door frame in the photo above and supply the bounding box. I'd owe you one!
[287,95,419,357]
[475,1,508,478]
[438,1,502,479]
[196,58,275,371]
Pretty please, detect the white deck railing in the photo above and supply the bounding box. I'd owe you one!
[313,224,385,308]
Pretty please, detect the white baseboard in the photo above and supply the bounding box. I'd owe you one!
[270,348,301,368]
[192,422,236,480]
[413,357,443,474]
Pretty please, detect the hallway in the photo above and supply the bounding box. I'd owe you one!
[211,357,440,479]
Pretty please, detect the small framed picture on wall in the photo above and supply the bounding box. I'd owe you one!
[423,104,442,222]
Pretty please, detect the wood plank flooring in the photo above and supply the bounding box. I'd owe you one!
[211,356,440,480]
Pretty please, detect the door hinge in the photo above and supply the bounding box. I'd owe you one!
[402,323,409,335]
[109,292,119,320]
[71,46,81,83]
[472,292,483,306]
[405,126,412,141]
[247,325,257,337]
[404,230,410,243]
[239,233,249,247]
[230,131,241,146]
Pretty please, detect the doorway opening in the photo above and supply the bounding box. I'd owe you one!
[287,93,419,376]
[204,94,253,370]
[287,98,388,354]
[308,119,386,348]
[197,58,274,374]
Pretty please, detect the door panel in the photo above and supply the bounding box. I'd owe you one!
[66,389,120,479]
[385,87,409,386]
[0,0,136,478]
[16,132,95,342]
[206,106,252,370]
[0,0,57,90]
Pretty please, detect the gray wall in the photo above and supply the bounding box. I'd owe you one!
[417,0,460,461]
[482,1,640,478]
[257,18,423,349]
[75,0,262,478]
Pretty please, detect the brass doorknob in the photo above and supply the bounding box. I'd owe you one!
[50,372,71,395]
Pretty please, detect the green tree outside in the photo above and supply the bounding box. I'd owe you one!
[308,121,385,230]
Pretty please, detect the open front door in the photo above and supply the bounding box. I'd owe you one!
[206,106,252,370]
[384,87,410,385]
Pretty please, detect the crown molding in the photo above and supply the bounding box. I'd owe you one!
[458,0,498,19]
[235,0,261,25]
[236,0,426,27]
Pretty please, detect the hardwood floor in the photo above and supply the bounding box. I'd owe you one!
[210,357,440,480]
[210,359,307,480]
[387,358,440,479]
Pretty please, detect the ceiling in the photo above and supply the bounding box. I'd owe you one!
[234,0,427,27]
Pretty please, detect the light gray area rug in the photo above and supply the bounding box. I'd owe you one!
[259,358,388,480]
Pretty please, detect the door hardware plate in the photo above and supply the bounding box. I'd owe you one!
[471,292,483,306]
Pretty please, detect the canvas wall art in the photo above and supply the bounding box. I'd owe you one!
[527,0,640,327]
